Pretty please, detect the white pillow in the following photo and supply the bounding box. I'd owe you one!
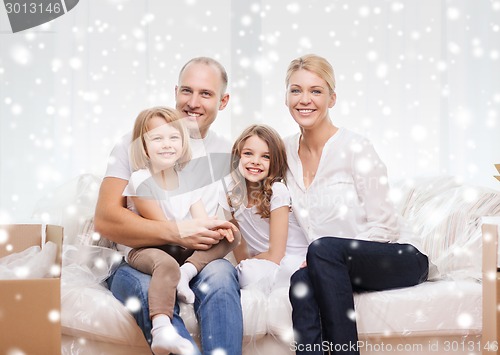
[402,178,500,279]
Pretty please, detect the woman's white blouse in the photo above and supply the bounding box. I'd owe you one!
[285,127,420,249]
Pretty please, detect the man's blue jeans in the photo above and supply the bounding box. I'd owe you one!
[107,258,243,355]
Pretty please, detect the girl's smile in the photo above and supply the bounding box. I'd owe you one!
[238,135,271,183]
[145,116,184,172]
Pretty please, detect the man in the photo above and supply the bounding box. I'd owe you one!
[94,57,243,355]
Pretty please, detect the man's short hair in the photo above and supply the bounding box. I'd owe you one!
[178,57,228,96]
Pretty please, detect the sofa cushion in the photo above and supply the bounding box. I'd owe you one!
[267,280,482,339]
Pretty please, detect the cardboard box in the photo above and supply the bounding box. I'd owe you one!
[0,224,63,355]
[482,220,500,353]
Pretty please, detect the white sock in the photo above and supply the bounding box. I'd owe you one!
[151,315,194,355]
[177,263,198,304]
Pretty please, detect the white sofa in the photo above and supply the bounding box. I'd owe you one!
[33,174,500,355]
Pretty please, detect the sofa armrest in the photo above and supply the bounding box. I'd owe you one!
[482,220,500,352]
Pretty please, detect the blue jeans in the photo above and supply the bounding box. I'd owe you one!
[107,258,243,355]
[289,237,429,355]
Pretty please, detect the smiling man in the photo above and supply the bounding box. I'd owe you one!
[176,58,229,140]
[94,57,243,355]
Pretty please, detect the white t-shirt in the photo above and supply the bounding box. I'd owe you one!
[124,168,203,221]
[220,181,309,258]
[105,130,232,216]
[119,168,203,258]
[285,128,424,253]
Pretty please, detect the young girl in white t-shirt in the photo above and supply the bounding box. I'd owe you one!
[222,124,309,293]
[123,106,238,355]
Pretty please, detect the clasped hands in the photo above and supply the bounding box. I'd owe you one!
[178,217,239,250]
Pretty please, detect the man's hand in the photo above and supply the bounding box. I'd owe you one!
[177,218,237,250]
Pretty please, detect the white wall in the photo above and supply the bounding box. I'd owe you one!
[1,0,499,222]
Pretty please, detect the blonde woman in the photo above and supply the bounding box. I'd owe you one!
[284,55,429,355]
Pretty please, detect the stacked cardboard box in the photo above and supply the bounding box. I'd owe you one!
[0,224,63,355]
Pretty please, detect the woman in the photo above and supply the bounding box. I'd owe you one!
[284,54,429,355]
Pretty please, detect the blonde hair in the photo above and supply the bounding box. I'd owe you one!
[130,107,191,171]
[285,54,336,93]
[228,124,288,218]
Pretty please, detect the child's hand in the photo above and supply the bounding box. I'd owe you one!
[299,260,307,268]
[217,228,235,243]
